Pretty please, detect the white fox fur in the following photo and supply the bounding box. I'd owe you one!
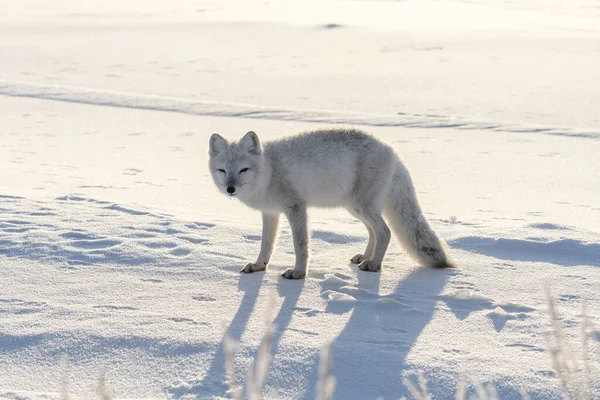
[209,128,452,279]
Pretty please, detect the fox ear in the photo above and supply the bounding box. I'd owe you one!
[240,131,262,155]
[209,133,227,156]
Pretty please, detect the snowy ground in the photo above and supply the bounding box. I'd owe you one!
[1,1,599,399]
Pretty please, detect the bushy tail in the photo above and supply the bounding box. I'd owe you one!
[383,161,452,268]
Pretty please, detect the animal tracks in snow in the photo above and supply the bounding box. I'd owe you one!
[178,236,208,245]
[191,295,216,302]
[105,203,149,216]
[0,298,48,315]
[185,222,215,230]
[69,238,123,250]
[318,269,537,335]
[319,272,414,314]
[449,229,600,266]
[167,317,208,326]
[93,305,138,312]
[439,289,535,331]
[0,194,216,268]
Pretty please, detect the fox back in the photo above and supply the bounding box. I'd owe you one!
[209,128,396,212]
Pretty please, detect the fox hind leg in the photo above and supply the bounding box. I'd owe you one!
[347,204,390,272]
[350,221,374,264]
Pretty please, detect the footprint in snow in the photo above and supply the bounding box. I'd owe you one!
[0,298,47,314]
[93,305,138,311]
[170,247,192,257]
[319,272,352,287]
[59,231,98,240]
[141,278,163,284]
[0,195,24,200]
[287,327,319,336]
[322,290,356,314]
[492,262,517,270]
[243,235,261,241]
[439,289,535,330]
[487,307,529,332]
[2,219,32,226]
[557,293,580,303]
[178,236,208,245]
[142,227,185,235]
[69,239,122,250]
[529,222,570,230]
[168,317,208,326]
[192,295,216,302]
[504,343,544,352]
[126,231,156,239]
[165,228,185,235]
[142,241,178,249]
[3,226,32,233]
[122,168,142,176]
[185,222,215,230]
[104,204,149,216]
[29,211,56,216]
[291,306,322,317]
[321,273,405,313]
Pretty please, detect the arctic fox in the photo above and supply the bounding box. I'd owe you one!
[209,128,451,279]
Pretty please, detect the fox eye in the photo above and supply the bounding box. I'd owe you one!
[239,168,249,173]
[218,169,226,173]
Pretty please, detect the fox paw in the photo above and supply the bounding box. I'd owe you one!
[241,262,267,273]
[357,259,381,272]
[281,268,306,280]
[350,254,365,264]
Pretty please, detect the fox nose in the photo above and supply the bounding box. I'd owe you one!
[227,186,236,194]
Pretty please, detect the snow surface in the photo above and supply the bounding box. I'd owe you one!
[1,0,599,399]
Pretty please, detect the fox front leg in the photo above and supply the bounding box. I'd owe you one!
[241,213,280,273]
[281,204,308,279]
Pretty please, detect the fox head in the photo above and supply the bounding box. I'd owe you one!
[208,131,264,198]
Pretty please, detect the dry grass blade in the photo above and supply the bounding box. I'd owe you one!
[468,380,498,400]
[224,333,243,400]
[545,285,575,399]
[580,298,592,396]
[97,373,114,400]
[246,291,277,400]
[247,323,275,400]
[545,285,596,400]
[402,372,431,400]
[519,388,532,400]
[455,365,466,400]
[316,342,336,400]
[59,355,69,400]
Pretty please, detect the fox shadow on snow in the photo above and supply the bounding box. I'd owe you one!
[170,268,305,398]
[301,265,453,399]
[167,271,265,398]
[449,236,600,267]
[170,264,452,399]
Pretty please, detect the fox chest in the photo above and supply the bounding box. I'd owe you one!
[238,191,285,214]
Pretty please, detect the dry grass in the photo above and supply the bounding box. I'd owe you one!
[96,373,114,400]
[401,287,597,400]
[316,342,336,400]
[59,355,69,400]
[59,356,114,400]
[402,372,431,400]
[56,288,597,399]
[545,286,597,400]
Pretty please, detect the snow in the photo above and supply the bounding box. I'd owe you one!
[1,0,599,399]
